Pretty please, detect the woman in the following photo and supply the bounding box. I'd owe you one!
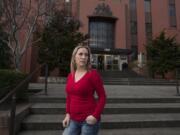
[62,44,106,135]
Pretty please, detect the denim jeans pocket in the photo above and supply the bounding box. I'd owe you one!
[82,121,100,135]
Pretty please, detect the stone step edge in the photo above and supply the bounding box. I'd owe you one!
[29,97,180,103]
[22,114,180,123]
[21,121,180,130]
[17,128,180,135]
[30,103,180,109]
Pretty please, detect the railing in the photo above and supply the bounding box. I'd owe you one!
[0,63,49,135]
[176,68,180,96]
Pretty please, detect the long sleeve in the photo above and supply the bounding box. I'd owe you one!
[91,70,106,119]
[65,70,106,122]
[66,95,70,113]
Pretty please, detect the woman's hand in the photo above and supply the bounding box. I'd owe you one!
[62,113,70,127]
[86,115,97,125]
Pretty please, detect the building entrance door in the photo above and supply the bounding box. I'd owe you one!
[91,54,120,71]
[97,55,104,71]
[104,55,119,70]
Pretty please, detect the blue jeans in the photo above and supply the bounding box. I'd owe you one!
[62,119,100,135]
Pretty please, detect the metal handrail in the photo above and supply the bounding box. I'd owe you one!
[0,64,45,104]
[176,68,180,96]
[0,63,48,135]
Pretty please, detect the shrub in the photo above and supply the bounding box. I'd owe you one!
[0,70,28,101]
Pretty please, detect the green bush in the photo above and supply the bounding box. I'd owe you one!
[0,70,28,101]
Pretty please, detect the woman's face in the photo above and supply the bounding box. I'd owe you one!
[75,47,89,68]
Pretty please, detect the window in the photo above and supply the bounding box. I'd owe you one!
[130,0,137,21]
[131,46,138,60]
[144,0,152,22]
[169,0,175,4]
[169,5,176,16]
[145,12,152,23]
[48,0,57,2]
[130,22,137,34]
[146,33,152,41]
[144,0,151,13]
[130,0,136,11]
[64,0,72,16]
[130,11,137,21]
[144,0,152,40]
[89,19,115,49]
[130,0,138,58]
[131,34,137,46]
[145,23,152,34]
[169,0,177,27]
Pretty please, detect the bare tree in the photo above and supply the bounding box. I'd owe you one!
[1,0,54,71]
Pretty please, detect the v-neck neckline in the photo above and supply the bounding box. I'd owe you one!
[74,71,88,83]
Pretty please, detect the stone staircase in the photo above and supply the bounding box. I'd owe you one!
[100,70,176,85]
[17,84,180,135]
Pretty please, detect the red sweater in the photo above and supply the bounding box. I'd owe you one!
[65,69,106,122]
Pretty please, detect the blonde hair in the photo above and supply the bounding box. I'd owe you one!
[70,43,91,73]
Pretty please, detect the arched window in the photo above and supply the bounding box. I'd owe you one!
[89,18,115,49]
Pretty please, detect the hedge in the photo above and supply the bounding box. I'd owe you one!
[0,70,28,100]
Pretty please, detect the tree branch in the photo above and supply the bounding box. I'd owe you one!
[18,0,32,30]
[32,37,42,45]
[7,38,15,54]
[21,15,38,56]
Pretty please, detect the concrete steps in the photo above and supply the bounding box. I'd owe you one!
[30,103,180,114]
[17,84,180,135]
[21,113,180,130]
[100,70,141,78]
[103,78,176,85]
[19,99,180,132]
[29,97,180,103]
[17,128,180,135]
[100,70,176,85]
[103,81,176,85]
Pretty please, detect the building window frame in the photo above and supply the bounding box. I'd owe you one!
[169,0,177,28]
[144,0,152,41]
[89,18,115,49]
[130,0,138,59]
